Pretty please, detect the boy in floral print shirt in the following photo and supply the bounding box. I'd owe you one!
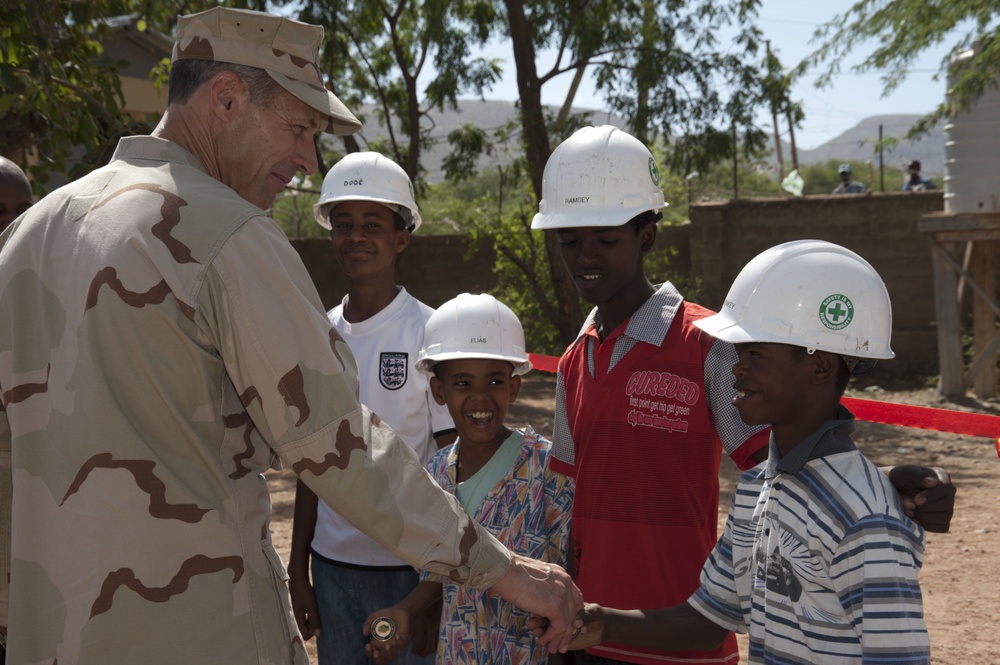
[364,294,573,665]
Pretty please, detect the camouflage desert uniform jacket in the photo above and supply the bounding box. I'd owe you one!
[0,136,509,665]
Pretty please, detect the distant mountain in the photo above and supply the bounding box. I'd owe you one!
[784,114,945,175]
[342,99,627,183]
[341,101,945,181]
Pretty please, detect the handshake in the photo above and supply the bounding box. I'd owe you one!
[363,600,603,664]
[361,553,593,663]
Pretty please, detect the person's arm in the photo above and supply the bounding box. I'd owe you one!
[490,552,582,651]
[408,594,443,657]
[883,465,956,533]
[565,602,729,652]
[544,466,576,665]
[288,479,321,639]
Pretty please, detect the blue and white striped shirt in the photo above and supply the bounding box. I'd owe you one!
[689,407,929,664]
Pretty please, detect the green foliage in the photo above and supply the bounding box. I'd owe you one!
[584,0,775,175]
[294,0,503,183]
[272,185,326,240]
[0,0,249,187]
[2,1,130,186]
[457,170,568,355]
[798,0,1000,138]
[645,238,705,304]
[680,151,783,202]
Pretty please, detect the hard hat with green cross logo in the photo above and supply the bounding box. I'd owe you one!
[692,239,894,373]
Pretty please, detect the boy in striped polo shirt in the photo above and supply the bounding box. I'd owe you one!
[563,240,930,664]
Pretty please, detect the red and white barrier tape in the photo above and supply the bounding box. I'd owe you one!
[528,353,1000,456]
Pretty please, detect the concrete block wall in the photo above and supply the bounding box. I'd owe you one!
[689,191,945,378]
[295,224,694,313]
[292,234,498,312]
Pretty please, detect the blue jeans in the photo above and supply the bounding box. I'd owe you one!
[311,555,434,665]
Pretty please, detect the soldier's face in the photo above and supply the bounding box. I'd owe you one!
[222,88,322,210]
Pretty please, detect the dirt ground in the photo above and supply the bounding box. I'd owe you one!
[267,372,1000,664]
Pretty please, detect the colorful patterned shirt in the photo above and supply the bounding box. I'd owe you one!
[422,427,574,665]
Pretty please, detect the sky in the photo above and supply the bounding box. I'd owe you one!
[463,1,958,150]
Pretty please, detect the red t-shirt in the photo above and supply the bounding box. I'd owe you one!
[551,287,767,665]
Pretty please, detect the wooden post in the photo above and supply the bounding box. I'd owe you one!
[931,241,965,398]
[920,211,1000,399]
[972,240,997,398]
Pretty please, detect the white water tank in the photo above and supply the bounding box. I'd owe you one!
[943,48,1000,214]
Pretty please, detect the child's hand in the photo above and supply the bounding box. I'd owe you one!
[885,464,956,532]
[527,603,605,650]
[363,608,412,663]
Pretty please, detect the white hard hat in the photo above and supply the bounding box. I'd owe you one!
[531,125,666,230]
[693,240,893,374]
[416,293,532,376]
[313,152,422,232]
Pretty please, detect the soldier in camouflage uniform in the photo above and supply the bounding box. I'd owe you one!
[0,8,581,664]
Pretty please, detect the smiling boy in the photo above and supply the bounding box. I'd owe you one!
[363,293,574,665]
[289,152,455,665]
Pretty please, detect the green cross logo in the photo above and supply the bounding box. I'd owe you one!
[818,294,854,331]
[648,157,660,186]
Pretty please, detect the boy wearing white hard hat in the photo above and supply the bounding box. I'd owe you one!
[289,152,454,665]
[559,240,930,663]
[364,293,574,665]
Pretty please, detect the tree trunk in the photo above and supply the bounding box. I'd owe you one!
[557,63,589,125]
[505,0,583,345]
[786,107,799,171]
[632,0,656,145]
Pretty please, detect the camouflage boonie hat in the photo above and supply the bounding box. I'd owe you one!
[172,7,361,136]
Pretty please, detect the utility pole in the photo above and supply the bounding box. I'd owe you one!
[878,123,885,192]
[732,120,739,199]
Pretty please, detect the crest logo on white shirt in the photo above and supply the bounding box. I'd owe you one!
[379,352,408,390]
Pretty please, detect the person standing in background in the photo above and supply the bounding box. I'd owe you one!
[0,156,32,235]
[903,159,936,191]
[832,163,865,194]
